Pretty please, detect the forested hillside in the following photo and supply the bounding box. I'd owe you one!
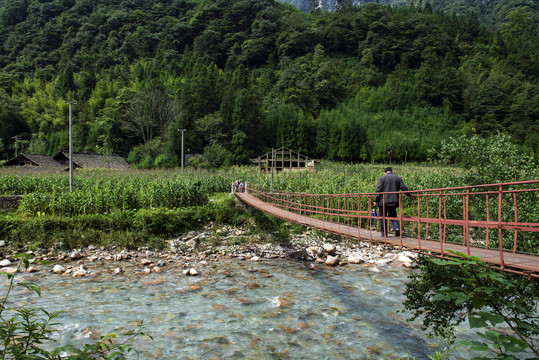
[279,0,538,26]
[0,0,537,168]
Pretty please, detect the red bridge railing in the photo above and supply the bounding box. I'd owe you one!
[244,180,539,276]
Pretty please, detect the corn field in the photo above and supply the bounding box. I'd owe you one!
[5,171,216,216]
[0,163,458,216]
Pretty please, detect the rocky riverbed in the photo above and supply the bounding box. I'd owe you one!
[0,221,418,277]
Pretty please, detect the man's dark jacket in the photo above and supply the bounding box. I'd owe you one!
[374,173,409,206]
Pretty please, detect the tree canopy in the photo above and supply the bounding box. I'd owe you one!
[0,0,537,167]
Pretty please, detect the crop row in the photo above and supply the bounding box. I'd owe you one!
[16,177,209,216]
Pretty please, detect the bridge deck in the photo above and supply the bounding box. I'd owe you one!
[236,192,539,275]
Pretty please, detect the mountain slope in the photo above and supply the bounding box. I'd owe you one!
[0,0,537,166]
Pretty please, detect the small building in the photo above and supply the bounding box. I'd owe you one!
[2,153,62,167]
[53,151,130,169]
[251,147,316,172]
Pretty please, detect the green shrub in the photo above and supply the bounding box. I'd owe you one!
[154,153,178,168]
[403,253,539,359]
[204,143,232,169]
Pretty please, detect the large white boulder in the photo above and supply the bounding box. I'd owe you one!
[53,264,66,274]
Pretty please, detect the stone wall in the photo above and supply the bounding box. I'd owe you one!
[0,195,23,210]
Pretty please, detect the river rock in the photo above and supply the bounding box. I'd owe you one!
[375,259,393,266]
[143,267,151,274]
[400,251,417,259]
[306,246,322,258]
[53,264,65,274]
[27,266,39,273]
[83,328,101,340]
[276,297,291,308]
[0,240,5,247]
[397,254,414,264]
[347,254,364,264]
[185,239,198,248]
[152,266,163,273]
[113,267,123,275]
[2,267,17,275]
[141,259,152,266]
[323,244,337,255]
[70,250,83,260]
[249,256,261,262]
[0,259,11,267]
[183,268,198,276]
[72,267,87,277]
[88,271,101,279]
[325,255,339,266]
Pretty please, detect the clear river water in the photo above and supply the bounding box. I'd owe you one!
[7,258,487,359]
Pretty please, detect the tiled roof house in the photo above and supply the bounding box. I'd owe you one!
[53,151,130,169]
[3,153,62,167]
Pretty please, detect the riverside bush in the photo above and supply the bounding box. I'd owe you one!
[404,254,538,359]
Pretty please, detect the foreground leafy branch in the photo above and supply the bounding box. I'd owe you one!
[403,252,538,359]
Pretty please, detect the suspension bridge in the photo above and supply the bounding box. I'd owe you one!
[235,180,539,278]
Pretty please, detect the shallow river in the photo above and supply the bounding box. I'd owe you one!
[7,259,484,359]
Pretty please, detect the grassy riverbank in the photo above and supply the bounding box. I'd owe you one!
[0,193,243,250]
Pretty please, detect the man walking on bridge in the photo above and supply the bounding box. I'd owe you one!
[374,167,410,237]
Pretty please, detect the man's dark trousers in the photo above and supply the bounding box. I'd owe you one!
[378,205,399,236]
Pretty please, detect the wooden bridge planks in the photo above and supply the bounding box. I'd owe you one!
[236,192,539,276]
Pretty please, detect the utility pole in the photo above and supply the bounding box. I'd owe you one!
[66,100,77,192]
[270,148,275,192]
[177,129,186,171]
[10,136,19,156]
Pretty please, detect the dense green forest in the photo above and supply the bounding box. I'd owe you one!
[0,0,537,168]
